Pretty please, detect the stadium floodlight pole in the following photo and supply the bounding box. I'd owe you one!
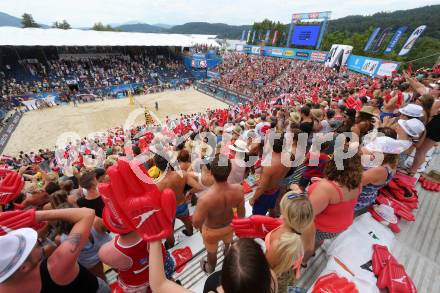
[316,13,331,50]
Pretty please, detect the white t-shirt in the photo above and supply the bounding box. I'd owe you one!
[255,121,270,138]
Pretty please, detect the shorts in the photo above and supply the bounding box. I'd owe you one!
[176,203,190,219]
[252,188,281,215]
[280,170,297,187]
[315,229,340,243]
[379,112,395,122]
[96,277,111,293]
[202,225,233,254]
[164,250,175,279]
[426,114,440,142]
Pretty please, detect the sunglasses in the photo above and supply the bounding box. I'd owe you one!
[286,191,307,200]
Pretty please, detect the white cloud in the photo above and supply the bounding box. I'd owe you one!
[0,0,437,27]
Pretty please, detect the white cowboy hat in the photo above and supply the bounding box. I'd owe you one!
[228,140,249,153]
[398,104,424,118]
[365,136,410,154]
[0,228,38,283]
[397,118,425,138]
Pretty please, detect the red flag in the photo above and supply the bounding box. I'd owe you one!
[272,31,279,46]
[201,118,207,127]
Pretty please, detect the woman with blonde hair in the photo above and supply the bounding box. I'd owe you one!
[265,190,314,293]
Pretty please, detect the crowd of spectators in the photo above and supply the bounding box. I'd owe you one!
[0,54,192,111]
[0,52,439,293]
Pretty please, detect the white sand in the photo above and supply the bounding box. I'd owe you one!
[3,89,227,156]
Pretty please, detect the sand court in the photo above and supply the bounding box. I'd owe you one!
[3,89,227,156]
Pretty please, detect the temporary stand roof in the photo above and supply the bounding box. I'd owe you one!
[0,27,219,47]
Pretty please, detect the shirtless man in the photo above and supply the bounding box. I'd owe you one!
[250,133,289,216]
[192,154,245,273]
[154,153,203,248]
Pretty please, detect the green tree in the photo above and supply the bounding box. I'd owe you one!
[60,20,71,29]
[92,22,120,32]
[52,20,71,29]
[21,13,40,28]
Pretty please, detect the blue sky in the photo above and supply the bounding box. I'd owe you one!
[0,0,438,27]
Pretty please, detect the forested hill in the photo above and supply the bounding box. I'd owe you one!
[328,5,440,39]
[167,22,251,39]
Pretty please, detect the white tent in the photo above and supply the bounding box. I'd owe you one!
[0,27,219,47]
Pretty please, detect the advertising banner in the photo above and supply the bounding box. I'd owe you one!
[364,27,381,52]
[384,26,407,54]
[310,51,328,63]
[0,111,23,154]
[243,45,327,63]
[283,49,295,57]
[294,49,311,60]
[207,71,221,79]
[271,48,284,56]
[345,55,393,77]
[292,11,330,21]
[398,25,427,56]
[376,61,400,77]
[325,44,352,68]
[371,27,393,53]
[251,46,261,54]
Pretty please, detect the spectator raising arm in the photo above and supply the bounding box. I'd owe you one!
[35,208,95,285]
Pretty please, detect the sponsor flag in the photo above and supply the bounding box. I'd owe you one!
[371,27,393,53]
[364,27,381,52]
[265,30,271,43]
[241,30,246,41]
[398,25,427,56]
[258,31,262,41]
[272,31,278,45]
[252,30,256,43]
[247,30,252,43]
[384,26,407,54]
[281,31,287,44]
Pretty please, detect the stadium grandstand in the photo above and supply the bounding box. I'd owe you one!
[0,5,440,293]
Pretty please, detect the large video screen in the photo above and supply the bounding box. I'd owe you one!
[292,25,321,46]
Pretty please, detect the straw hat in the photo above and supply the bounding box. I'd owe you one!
[289,111,301,124]
[359,106,376,116]
[398,104,424,118]
[246,119,256,128]
[228,140,249,153]
[422,170,440,184]
[233,125,243,136]
[311,109,323,120]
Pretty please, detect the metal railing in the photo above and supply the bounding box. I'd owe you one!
[194,81,252,105]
